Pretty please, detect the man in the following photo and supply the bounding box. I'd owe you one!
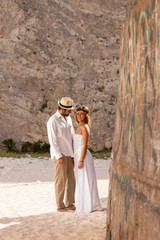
[47,97,76,212]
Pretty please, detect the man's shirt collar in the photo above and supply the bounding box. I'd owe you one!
[56,110,69,121]
[56,110,62,118]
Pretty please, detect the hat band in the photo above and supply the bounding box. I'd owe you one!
[59,103,73,109]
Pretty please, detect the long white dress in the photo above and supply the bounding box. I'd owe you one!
[74,124,102,214]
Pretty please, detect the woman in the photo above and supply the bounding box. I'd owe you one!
[74,105,102,214]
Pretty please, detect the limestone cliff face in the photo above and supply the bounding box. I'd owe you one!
[0,0,126,151]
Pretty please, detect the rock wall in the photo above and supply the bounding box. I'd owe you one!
[0,0,127,151]
[106,0,160,239]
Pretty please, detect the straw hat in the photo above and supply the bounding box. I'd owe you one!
[58,97,75,110]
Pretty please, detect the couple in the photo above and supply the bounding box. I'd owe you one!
[47,97,102,214]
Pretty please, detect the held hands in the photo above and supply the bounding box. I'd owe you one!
[78,161,83,169]
[58,157,65,165]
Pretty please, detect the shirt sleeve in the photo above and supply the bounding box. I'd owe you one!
[69,116,75,158]
[47,118,62,160]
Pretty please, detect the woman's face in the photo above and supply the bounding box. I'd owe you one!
[76,110,86,123]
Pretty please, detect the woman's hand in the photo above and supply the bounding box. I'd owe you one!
[78,161,83,169]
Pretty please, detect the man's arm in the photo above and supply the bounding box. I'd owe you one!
[47,118,63,161]
[68,115,75,158]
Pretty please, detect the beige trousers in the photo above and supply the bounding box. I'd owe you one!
[53,155,75,209]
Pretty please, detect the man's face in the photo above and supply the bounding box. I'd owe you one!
[62,109,72,117]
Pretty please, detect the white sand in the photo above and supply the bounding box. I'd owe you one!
[0,157,111,240]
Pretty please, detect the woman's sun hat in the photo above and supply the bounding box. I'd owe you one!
[58,97,75,110]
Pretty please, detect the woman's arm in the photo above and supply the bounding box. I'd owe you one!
[78,126,88,169]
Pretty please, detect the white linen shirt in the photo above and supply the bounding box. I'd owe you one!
[47,110,74,160]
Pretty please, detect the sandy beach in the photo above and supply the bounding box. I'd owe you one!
[0,157,111,240]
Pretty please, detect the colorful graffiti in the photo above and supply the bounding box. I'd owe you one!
[113,0,159,174]
[106,0,160,239]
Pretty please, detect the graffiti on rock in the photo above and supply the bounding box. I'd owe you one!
[106,1,160,239]
[113,0,159,175]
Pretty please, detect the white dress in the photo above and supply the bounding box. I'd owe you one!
[74,124,102,214]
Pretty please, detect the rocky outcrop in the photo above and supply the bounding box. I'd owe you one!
[106,0,160,239]
[0,0,127,151]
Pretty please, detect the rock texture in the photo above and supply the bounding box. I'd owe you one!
[106,0,160,239]
[0,0,127,151]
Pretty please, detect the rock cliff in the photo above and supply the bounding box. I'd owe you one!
[106,0,160,239]
[0,0,127,151]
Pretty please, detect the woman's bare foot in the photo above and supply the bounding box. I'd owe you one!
[91,208,104,212]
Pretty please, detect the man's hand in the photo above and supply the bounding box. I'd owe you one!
[58,157,65,165]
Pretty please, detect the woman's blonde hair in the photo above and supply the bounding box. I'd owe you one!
[75,105,91,128]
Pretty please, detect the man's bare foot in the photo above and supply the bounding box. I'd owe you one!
[57,207,69,212]
[66,205,76,211]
